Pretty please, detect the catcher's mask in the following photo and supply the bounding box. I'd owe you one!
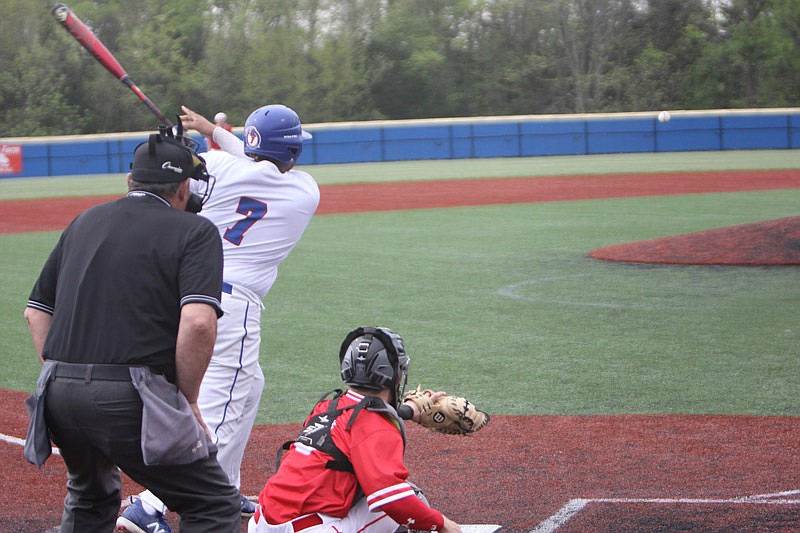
[339,326,409,408]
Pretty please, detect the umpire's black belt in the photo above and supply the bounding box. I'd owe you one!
[51,361,135,381]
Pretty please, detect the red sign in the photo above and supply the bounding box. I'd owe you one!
[0,144,22,174]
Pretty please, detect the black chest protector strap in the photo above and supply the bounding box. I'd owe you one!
[277,389,406,473]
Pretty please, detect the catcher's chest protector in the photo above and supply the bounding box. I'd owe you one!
[278,390,406,473]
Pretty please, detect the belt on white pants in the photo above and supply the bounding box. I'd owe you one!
[253,508,324,532]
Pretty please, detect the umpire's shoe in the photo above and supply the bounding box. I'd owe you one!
[116,497,172,533]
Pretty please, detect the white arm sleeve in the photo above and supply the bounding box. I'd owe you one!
[213,126,246,158]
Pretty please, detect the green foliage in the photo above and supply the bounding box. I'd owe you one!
[307,36,377,121]
[754,0,800,106]
[687,0,800,109]
[0,42,88,135]
[0,0,87,135]
[0,0,798,136]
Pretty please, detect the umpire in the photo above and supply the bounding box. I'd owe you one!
[23,128,240,532]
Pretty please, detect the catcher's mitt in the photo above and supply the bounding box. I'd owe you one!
[401,386,489,435]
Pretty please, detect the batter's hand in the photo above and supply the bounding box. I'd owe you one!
[180,105,216,138]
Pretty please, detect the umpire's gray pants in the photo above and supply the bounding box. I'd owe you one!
[44,369,240,533]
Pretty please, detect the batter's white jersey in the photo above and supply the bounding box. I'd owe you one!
[197,150,319,297]
[195,131,318,490]
[135,124,320,515]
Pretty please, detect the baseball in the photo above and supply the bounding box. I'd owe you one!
[657,111,671,123]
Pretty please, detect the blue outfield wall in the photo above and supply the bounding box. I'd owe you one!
[1,108,798,178]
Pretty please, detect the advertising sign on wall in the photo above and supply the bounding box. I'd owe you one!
[0,144,23,174]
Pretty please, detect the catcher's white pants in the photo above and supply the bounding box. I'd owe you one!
[248,497,399,533]
[199,283,265,489]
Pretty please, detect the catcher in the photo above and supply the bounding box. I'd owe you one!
[248,326,488,533]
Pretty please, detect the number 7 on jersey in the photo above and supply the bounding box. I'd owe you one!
[223,197,268,245]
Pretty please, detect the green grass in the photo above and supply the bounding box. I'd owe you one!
[0,232,60,390]
[1,150,798,423]
[256,190,799,422]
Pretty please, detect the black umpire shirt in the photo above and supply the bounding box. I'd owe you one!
[27,191,223,382]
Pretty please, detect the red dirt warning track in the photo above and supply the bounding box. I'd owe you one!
[2,169,799,234]
[1,168,799,532]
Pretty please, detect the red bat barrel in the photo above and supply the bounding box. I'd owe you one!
[51,3,127,80]
[51,3,173,126]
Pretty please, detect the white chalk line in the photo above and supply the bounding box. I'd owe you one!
[498,276,690,310]
[1,431,60,456]
[530,499,590,532]
[734,489,800,501]
[531,491,800,532]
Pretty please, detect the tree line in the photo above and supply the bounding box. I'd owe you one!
[1,0,797,137]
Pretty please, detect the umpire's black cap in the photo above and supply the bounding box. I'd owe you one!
[130,133,208,183]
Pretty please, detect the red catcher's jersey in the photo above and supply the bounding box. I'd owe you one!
[258,390,432,525]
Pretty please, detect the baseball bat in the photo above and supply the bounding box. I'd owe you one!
[51,3,173,127]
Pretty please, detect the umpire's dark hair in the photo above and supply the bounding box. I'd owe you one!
[127,178,182,199]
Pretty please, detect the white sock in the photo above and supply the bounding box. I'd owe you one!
[138,490,167,515]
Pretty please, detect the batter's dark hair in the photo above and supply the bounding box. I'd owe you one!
[248,152,291,173]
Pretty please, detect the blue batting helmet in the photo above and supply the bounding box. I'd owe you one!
[243,105,312,169]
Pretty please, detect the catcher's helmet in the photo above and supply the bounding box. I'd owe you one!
[243,104,312,170]
[339,326,409,408]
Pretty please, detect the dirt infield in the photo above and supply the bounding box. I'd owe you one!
[590,215,800,265]
[2,168,799,532]
[2,387,799,532]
